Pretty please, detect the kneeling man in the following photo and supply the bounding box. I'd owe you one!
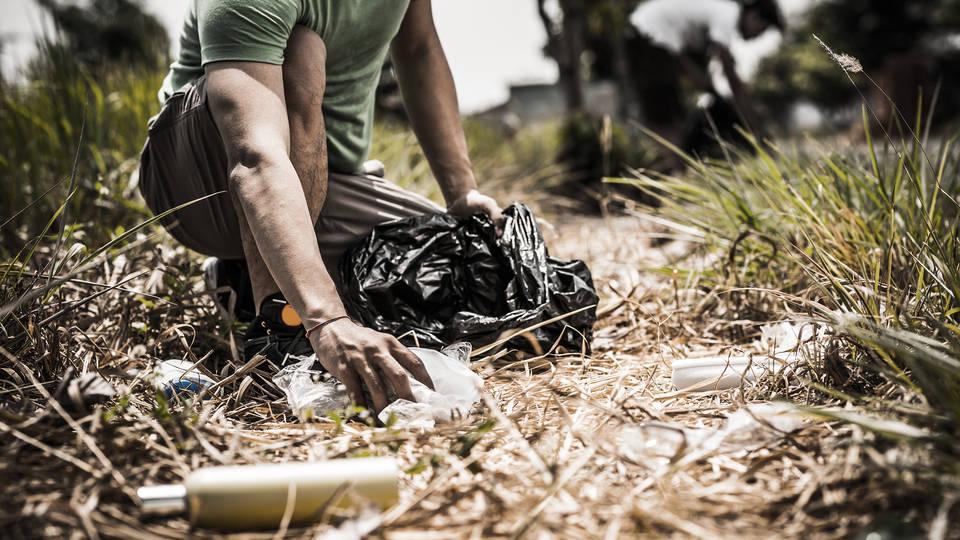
[139,0,501,413]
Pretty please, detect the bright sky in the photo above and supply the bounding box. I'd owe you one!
[0,0,811,113]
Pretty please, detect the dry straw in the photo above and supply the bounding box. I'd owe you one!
[2,213,943,538]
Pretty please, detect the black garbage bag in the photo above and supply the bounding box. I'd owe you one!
[340,203,598,354]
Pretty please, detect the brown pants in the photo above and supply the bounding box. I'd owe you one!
[138,76,442,279]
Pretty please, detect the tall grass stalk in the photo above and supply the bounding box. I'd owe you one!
[616,102,960,438]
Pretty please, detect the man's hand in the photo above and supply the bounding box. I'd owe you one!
[447,189,504,226]
[309,320,435,413]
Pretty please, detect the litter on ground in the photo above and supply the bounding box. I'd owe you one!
[273,343,483,429]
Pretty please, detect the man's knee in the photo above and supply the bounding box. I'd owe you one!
[284,26,327,119]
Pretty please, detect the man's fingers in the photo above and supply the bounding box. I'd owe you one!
[487,201,504,226]
[354,356,389,413]
[377,354,416,403]
[339,367,367,410]
[389,340,435,391]
[480,197,504,234]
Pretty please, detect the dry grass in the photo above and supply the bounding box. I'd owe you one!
[3,211,952,539]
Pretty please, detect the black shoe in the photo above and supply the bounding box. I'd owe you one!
[203,258,257,323]
[242,294,314,365]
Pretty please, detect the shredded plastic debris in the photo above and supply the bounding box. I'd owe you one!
[273,343,482,428]
[758,320,820,353]
[55,371,116,413]
[618,403,806,467]
[315,505,382,540]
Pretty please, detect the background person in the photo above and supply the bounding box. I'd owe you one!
[627,0,785,154]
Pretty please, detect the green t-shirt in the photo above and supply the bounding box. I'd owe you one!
[159,0,412,173]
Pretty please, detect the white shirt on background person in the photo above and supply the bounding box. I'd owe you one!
[630,0,741,54]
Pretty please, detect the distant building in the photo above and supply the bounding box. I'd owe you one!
[474,81,621,125]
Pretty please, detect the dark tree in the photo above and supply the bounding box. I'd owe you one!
[537,0,587,112]
[36,0,170,69]
[754,0,960,127]
[583,0,642,119]
[537,0,643,116]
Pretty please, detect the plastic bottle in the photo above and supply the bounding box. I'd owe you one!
[153,360,216,399]
[138,458,398,530]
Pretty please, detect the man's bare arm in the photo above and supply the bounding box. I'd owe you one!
[391,0,502,222]
[677,54,714,93]
[204,62,432,412]
[205,63,340,323]
[712,44,760,133]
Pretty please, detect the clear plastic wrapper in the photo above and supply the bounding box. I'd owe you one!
[273,344,483,428]
[272,360,352,421]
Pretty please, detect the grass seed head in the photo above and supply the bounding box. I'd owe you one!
[814,34,863,73]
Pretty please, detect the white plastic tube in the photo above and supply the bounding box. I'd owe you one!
[139,458,398,530]
[671,355,771,392]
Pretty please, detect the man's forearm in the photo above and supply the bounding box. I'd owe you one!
[393,39,476,206]
[679,55,714,92]
[719,52,747,103]
[231,157,346,322]
[205,62,345,324]
[715,46,759,131]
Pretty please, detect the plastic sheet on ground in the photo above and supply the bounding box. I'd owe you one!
[671,321,825,392]
[272,343,482,429]
[340,203,598,354]
[56,371,116,413]
[618,403,805,468]
[314,505,381,540]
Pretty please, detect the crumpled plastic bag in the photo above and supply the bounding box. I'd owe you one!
[272,343,482,429]
[378,342,481,428]
[340,203,598,354]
